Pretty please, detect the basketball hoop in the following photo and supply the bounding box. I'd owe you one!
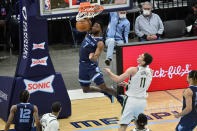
[76,2,104,21]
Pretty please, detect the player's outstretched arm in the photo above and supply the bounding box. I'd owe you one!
[118,81,128,87]
[89,41,104,62]
[33,105,42,131]
[174,88,193,118]
[4,105,17,131]
[104,67,137,83]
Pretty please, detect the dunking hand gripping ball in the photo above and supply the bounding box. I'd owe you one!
[76,2,104,32]
[76,18,92,32]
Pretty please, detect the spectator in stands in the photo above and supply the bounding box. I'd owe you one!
[131,113,151,131]
[185,2,197,36]
[135,1,164,41]
[40,101,62,131]
[4,90,41,131]
[105,11,130,66]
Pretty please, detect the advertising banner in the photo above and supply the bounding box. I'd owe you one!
[0,77,15,121]
[121,40,197,91]
[16,0,55,78]
[11,73,71,118]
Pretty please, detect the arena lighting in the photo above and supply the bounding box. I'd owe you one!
[116,38,197,91]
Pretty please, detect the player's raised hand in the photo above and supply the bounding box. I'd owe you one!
[89,53,95,61]
[94,4,100,11]
[104,68,111,74]
[174,112,181,118]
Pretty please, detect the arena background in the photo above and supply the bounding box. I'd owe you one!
[0,0,197,130]
[0,0,192,91]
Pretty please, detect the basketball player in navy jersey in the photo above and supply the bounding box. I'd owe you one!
[78,19,123,105]
[4,90,41,131]
[174,70,197,131]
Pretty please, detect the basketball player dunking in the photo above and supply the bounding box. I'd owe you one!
[78,19,124,105]
[104,53,153,131]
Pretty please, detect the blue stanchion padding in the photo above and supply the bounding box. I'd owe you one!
[0,0,72,123]
[10,72,71,119]
[0,127,36,131]
[16,9,55,78]
[0,76,15,121]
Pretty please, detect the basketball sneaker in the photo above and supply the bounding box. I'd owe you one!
[105,58,112,66]
[117,95,124,106]
[103,92,114,103]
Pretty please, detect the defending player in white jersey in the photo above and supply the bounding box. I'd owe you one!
[40,102,62,131]
[104,53,153,131]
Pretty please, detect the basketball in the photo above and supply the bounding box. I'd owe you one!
[76,19,91,32]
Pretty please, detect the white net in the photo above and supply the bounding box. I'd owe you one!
[76,5,103,21]
[76,11,102,21]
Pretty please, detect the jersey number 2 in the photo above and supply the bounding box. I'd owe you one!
[140,77,146,88]
[20,108,31,119]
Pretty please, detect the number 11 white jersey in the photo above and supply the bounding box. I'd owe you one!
[125,66,152,98]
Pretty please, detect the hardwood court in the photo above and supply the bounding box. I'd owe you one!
[0,88,196,131]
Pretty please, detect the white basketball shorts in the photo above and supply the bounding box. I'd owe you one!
[119,96,147,125]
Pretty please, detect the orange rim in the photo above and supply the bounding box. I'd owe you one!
[78,2,104,13]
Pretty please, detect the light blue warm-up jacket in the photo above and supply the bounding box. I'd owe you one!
[106,12,130,43]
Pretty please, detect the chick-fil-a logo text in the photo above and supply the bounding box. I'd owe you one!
[153,64,191,79]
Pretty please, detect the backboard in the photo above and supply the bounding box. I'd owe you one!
[40,0,132,18]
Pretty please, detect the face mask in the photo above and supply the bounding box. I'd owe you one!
[143,10,151,16]
[119,14,126,19]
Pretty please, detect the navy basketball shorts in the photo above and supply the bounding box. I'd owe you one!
[176,115,197,131]
[78,62,104,87]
